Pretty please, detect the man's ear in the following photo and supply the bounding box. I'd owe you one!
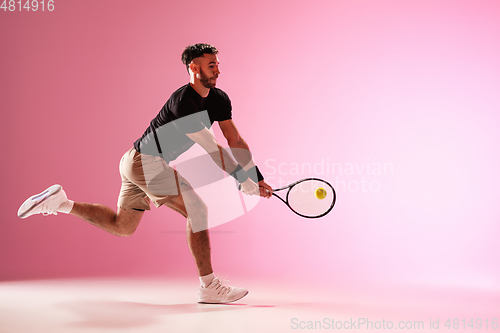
[189,61,199,74]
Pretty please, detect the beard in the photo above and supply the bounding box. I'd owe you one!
[199,68,217,89]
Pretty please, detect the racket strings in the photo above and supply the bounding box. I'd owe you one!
[287,180,335,218]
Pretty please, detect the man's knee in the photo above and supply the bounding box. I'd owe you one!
[116,224,137,237]
[115,208,143,237]
[188,198,208,220]
[188,201,209,232]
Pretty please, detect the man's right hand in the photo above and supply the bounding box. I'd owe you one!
[240,178,259,196]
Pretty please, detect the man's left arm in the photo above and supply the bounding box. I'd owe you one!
[218,119,273,198]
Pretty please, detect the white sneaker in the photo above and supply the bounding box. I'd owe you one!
[18,184,68,219]
[198,277,248,304]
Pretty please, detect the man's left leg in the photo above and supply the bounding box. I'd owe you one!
[162,189,248,304]
[163,192,213,276]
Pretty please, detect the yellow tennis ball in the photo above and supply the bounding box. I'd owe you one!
[315,187,327,200]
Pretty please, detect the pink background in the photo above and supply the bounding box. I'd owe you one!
[2,0,500,294]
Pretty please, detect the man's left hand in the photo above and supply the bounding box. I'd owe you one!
[258,180,273,199]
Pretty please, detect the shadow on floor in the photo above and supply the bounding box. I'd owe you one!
[58,300,275,329]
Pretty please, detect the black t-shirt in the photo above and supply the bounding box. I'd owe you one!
[134,84,232,162]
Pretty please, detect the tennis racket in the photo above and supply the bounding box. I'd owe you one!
[264,178,336,218]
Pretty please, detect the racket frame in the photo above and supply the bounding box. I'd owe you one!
[271,177,336,219]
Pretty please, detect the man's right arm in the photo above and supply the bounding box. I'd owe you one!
[186,127,259,195]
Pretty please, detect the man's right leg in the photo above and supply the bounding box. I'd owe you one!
[69,146,149,237]
[17,184,144,237]
[70,204,144,237]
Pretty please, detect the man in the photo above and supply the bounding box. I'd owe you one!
[17,43,273,304]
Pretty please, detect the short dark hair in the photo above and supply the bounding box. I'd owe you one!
[181,43,218,73]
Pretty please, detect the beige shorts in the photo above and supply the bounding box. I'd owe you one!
[117,147,190,211]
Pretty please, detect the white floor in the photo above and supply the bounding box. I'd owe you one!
[1,277,499,333]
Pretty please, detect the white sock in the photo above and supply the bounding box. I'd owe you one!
[57,200,74,214]
[200,273,215,288]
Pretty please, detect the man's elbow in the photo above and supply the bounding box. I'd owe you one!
[228,136,247,149]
